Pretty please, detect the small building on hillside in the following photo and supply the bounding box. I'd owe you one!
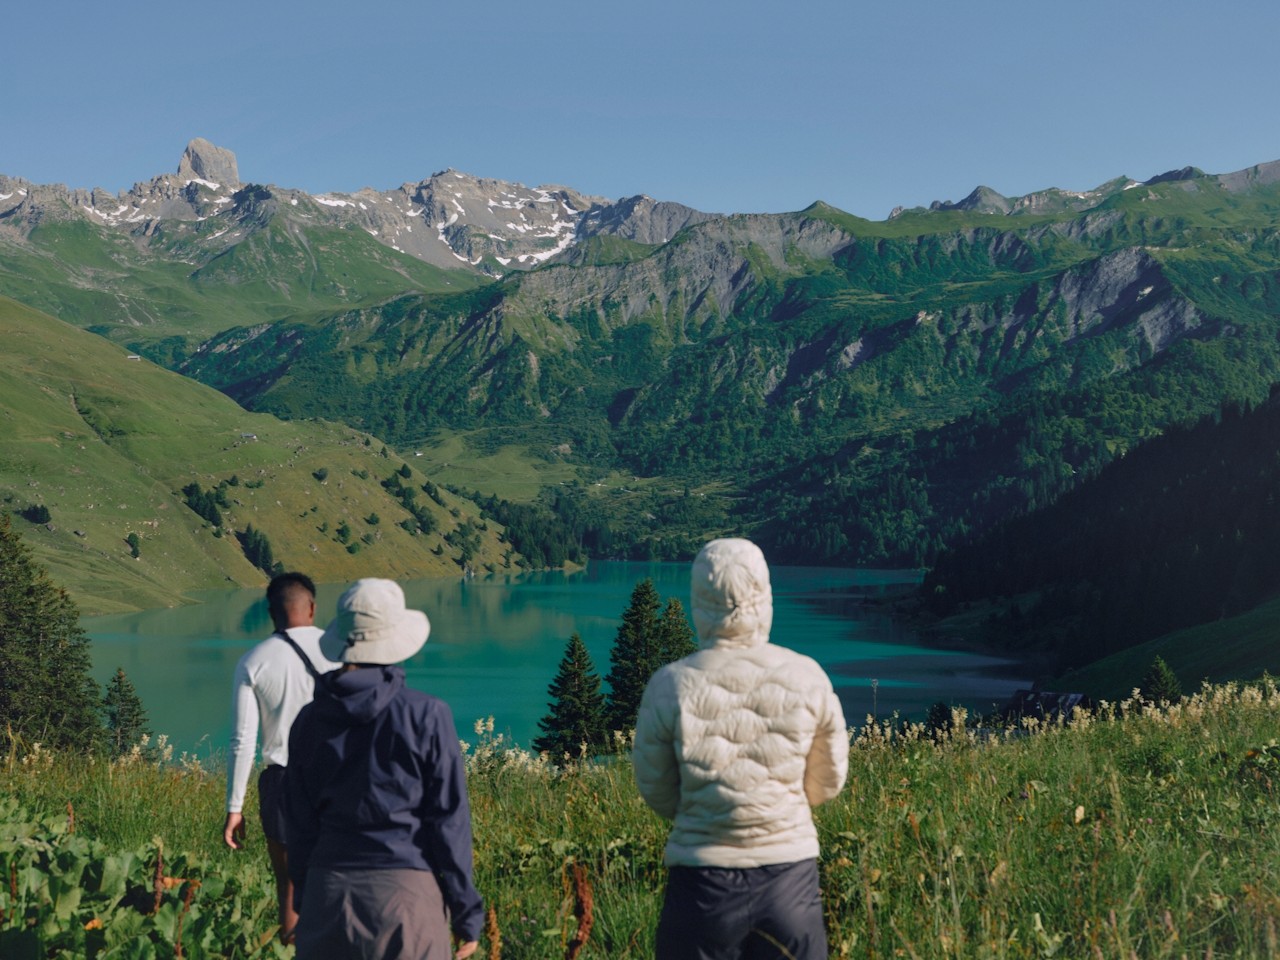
[1002,689,1091,724]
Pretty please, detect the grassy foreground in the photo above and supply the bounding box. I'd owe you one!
[3,682,1279,959]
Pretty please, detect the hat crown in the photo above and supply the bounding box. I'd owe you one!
[320,579,430,665]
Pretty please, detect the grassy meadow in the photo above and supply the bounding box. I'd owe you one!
[3,682,1279,958]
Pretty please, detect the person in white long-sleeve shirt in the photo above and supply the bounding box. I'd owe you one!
[224,572,340,945]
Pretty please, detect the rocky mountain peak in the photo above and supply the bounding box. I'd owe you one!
[177,138,240,189]
[930,186,1012,215]
[577,194,713,245]
[1144,166,1204,186]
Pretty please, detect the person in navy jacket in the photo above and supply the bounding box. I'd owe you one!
[285,578,483,959]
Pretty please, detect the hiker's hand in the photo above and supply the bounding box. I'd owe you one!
[455,939,478,959]
[223,812,246,850]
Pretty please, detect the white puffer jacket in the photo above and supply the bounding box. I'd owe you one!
[634,538,849,868]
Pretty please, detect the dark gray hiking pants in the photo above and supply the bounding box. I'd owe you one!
[654,858,827,960]
[296,867,451,959]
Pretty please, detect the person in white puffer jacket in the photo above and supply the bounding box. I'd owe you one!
[634,538,849,959]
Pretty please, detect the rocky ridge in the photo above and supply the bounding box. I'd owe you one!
[6,138,1279,287]
[906,160,1280,219]
[0,139,712,277]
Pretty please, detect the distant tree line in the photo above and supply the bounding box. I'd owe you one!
[470,492,585,569]
[443,519,483,567]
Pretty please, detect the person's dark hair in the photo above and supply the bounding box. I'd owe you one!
[267,572,317,626]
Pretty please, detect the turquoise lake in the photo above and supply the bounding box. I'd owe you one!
[84,562,1030,756]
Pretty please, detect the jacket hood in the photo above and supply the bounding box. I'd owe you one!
[691,538,773,650]
[314,665,406,724]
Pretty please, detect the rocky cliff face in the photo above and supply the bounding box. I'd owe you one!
[176,138,241,190]
[503,211,857,334]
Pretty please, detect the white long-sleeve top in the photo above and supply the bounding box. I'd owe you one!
[226,626,339,814]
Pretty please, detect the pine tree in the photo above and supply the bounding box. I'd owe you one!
[656,597,696,663]
[604,578,663,733]
[532,633,607,760]
[1141,655,1183,704]
[0,513,102,750]
[102,667,151,756]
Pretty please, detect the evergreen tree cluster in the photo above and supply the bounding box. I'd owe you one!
[181,481,228,527]
[533,578,695,761]
[0,513,150,753]
[380,470,437,535]
[237,524,279,576]
[18,504,51,524]
[471,492,584,569]
[443,519,484,566]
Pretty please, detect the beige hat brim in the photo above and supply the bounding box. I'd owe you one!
[320,607,430,665]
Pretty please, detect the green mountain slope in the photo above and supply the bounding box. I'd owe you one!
[0,191,481,356]
[8,157,1280,582]
[0,297,512,614]
[1051,595,1280,702]
[162,169,1280,567]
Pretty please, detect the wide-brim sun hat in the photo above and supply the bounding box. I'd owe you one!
[320,578,430,665]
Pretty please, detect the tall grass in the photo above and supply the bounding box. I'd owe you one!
[3,681,1279,958]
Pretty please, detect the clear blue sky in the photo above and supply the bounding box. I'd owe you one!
[7,0,1280,219]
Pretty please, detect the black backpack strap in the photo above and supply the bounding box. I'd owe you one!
[273,630,322,681]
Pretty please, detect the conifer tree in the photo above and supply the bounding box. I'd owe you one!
[1141,655,1183,704]
[656,597,697,663]
[532,633,607,760]
[102,667,151,756]
[604,578,663,733]
[0,513,102,750]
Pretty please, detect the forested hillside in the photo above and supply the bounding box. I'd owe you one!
[170,167,1280,567]
[924,389,1280,670]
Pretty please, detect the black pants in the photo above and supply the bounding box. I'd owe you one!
[655,859,827,960]
[257,764,289,844]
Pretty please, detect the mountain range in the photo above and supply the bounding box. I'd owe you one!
[0,138,712,280]
[5,139,1280,676]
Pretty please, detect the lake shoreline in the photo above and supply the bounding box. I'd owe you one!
[85,562,1035,752]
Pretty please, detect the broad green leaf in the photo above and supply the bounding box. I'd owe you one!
[99,937,158,960]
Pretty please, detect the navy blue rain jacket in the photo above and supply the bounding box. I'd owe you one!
[284,665,484,941]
